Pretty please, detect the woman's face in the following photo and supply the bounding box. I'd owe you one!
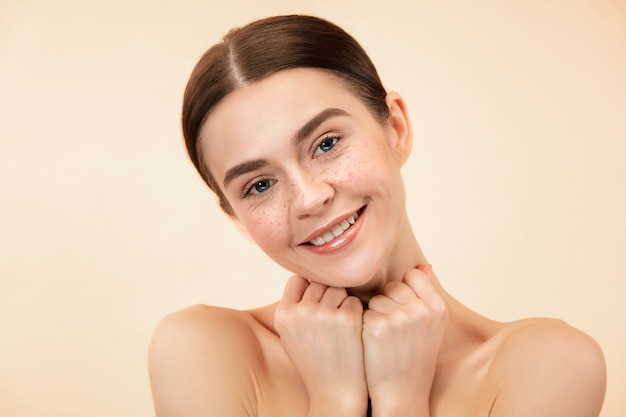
[199,68,413,289]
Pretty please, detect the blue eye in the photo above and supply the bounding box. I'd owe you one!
[242,178,274,199]
[251,179,271,194]
[314,136,338,156]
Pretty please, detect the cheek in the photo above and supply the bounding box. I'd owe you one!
[332,142,393,189]
[244,205,290,250]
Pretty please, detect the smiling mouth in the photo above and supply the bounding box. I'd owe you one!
[307,208,363,246]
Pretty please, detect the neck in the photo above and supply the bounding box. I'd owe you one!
[345,211,501,365]
[348,212,427,305]
[429,271,502,367]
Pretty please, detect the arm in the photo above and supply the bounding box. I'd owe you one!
[148,305,260,417]
[488,319,606,417]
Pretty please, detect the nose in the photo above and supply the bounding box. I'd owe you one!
[290,170,334,219]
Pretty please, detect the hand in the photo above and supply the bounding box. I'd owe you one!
[274,276,369,416]
[362,265,448,415]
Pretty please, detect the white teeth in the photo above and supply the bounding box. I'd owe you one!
[308,211,360,246]
[331,225,344,237]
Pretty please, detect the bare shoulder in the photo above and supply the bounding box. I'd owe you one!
[487,318,606,417]
[148,304,266,417]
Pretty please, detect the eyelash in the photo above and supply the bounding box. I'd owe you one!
[241,178,275,198]
[313,134,341,157]
[241,134,343,199]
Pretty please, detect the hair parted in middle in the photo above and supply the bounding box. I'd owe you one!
[182,14,390,215]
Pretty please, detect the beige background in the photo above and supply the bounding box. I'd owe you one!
[1,0,624,416]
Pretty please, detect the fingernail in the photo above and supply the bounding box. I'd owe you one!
[418,264,432,278]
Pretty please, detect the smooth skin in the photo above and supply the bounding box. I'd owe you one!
[149,69,606,417]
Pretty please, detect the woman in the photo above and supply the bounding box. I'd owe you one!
[149,15,606,417]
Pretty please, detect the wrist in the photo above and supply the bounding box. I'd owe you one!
[307,393,368,417]
[307,404,368,417]
[369,390,430,417]
[371,403,430,417]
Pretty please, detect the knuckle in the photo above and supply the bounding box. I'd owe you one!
[389,310,411,329]
[274,308,291,331]
[364,316,385,337]
[336,309,358,327]
[409,301,430,319]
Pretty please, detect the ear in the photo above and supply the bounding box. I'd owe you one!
[385,91,413,166]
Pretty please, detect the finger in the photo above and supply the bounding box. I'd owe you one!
[320,286,349,308]
[403,269,445,311]
[339,295,363,314]
[367,293,399,314]
[281,275,310,304]
[382,280,416,304]
[300,281,329,303]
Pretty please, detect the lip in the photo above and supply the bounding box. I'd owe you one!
[299,206,366,254]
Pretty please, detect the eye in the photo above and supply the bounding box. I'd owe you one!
[313,136,339,156]
[243,178,274,197]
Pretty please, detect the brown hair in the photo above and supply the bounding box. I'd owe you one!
[182,15,390,216]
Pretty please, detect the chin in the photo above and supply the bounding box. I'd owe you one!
[305,258,384,289]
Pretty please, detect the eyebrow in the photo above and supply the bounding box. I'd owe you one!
[292,108,349,146]
[222,108,349,188]
[223,159,269,188]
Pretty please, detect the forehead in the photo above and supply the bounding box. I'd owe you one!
[198,68,368,177]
